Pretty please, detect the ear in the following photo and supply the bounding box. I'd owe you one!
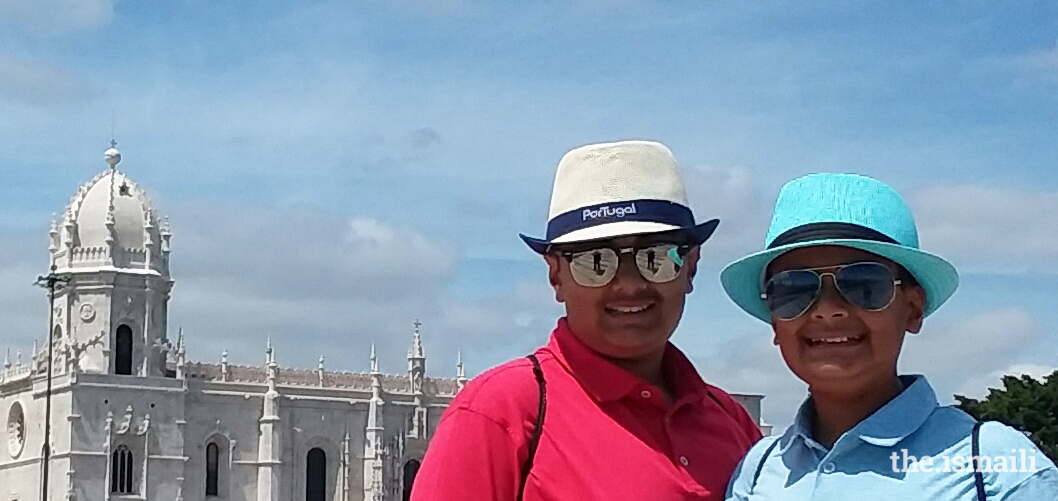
[903,285,926,334]
[544,254,566,303]
[682,246,701,294]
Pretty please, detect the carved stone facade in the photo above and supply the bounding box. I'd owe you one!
[0,145,455,501]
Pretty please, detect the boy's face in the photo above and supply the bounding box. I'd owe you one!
[766,245,926,396]
[544,234,700,362]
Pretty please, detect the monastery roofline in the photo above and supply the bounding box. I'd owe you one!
[184,361,460,396]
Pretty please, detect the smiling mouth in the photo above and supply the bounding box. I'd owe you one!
[605,304,654,314]
[805,335,866,347]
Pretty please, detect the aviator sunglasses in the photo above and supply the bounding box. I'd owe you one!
[761,261,904,321]
[553,243,691,287]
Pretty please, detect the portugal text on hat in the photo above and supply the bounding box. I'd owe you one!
[582,203,637,221]
[890,449,1040,474]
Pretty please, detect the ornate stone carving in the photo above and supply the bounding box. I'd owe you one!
[78,302,95,322]
[7,402,25,458]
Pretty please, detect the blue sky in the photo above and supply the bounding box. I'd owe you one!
[1,0,1056,429]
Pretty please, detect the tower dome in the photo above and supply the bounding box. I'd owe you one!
[51,142,171,274]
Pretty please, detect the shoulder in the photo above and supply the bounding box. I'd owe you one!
[726,435,783,498]
[974,421,1058,496]
[441,350,558,430]
[740,435,782,473]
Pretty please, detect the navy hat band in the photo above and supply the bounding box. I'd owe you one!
[768,222,899,249]
[545,199,696,241]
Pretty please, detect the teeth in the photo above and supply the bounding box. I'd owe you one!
[810,335,863,346]
[610,305,649,313]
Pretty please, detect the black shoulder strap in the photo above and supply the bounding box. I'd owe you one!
[749,437,782,493]
[973,420,987,501]
[518,354,547,501]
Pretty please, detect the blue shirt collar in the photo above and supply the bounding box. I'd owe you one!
[779,375,938,453]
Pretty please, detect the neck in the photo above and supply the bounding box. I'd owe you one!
[810,375,904,448]
[609,351,670,397]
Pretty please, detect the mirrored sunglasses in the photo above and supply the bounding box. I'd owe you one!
[761,261,903,321]
[558,243,690,287]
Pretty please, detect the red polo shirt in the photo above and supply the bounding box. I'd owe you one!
[411,319,762,500]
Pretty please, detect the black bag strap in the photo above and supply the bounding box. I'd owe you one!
[518,354,547,501]
[749,437,782,493]
[749,420,987,501]
[973,420,987,501]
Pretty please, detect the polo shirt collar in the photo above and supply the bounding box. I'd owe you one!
[549,318,706,404]
[854,374,937,447]
[778,374,938,453]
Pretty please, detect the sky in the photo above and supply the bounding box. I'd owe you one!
[1,0,1056,431]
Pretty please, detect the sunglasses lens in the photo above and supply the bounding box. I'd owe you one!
[835,262,896,310]
[634,244,684,284]
[567,248,619,287]
[765,270,821,320]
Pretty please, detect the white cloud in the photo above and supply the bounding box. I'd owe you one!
[0,0,115,35]
[954,363,1058,401]
[910,185,1058,272]
[0,194,566,381]
[900,308,1053,405]
[682,164,771,261]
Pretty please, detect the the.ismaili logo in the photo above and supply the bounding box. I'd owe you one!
[582,203,637,221]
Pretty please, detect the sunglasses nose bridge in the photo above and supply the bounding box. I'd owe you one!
[808,271,852,319]
[609,249,649,287]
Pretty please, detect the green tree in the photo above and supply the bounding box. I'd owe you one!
[955,370,1058,464]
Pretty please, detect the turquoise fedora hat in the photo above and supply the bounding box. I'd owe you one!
[720,173,959,323]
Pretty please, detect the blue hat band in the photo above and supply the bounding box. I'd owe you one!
[545,199,695,241]
[769,222,899,249]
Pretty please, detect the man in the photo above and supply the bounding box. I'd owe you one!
[411,140,763,500]
[721,173,1058,500]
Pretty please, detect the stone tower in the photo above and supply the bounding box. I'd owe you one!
[47,141,174,377]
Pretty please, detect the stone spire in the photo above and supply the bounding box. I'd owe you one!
[407,319,426,390]
[257,338,281,501]
[409,319,425,359]
[364,345,386,501]
[407,320,428,439]
[456,351,468,391]
[220,350,229,382]
[175,329,186,380]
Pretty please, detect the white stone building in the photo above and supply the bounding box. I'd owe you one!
[0,144,766,501]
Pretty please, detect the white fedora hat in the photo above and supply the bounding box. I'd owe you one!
[520,140,719,254]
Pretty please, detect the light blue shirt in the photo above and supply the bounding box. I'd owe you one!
[726,375,1058,500]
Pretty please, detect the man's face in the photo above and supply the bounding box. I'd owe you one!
[544,233,700,361]
[766,245,925,396]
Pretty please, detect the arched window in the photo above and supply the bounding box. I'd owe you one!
[403,459,421,501]
[111,445,134,494]
[206,442,219,496]
[115,325,133,375]
[306,448,326,501]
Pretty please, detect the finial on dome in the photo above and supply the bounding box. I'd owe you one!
[104,140,121,169]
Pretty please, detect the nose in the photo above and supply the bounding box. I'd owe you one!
[809,274,850,321]
[608,251,649,292]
